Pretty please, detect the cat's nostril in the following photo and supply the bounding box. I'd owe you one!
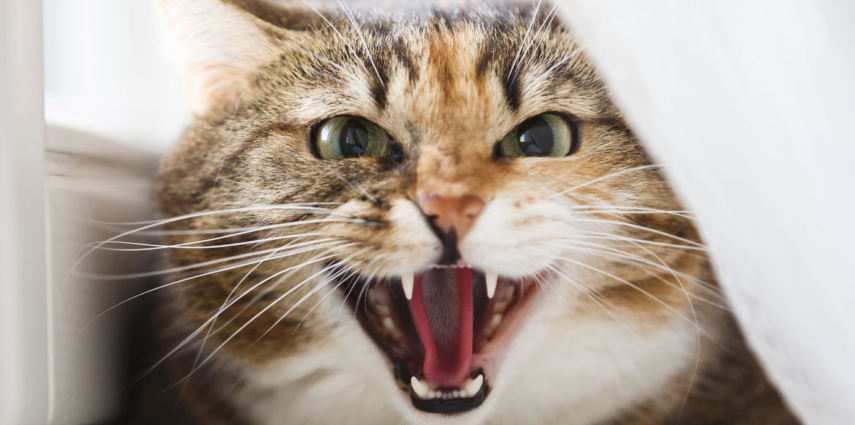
[416,192,485,240]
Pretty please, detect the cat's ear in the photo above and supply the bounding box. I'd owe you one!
[156,0,286,115]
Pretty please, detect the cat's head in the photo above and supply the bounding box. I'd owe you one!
[156,0,711,423]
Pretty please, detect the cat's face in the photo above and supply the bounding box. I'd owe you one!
[157,1,712,423]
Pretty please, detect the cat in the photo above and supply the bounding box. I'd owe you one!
[124,0,801,424]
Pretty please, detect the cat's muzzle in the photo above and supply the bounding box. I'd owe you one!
[333,264,543,414]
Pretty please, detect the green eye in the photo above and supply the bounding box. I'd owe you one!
[314,116,392,160]
[497,113,576,158]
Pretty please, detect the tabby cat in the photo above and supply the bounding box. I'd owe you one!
[128,0,801,424]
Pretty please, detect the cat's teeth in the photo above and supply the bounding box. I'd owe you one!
[485,271,498,299]
[410,376,429,399]
[411,376,482,400]
[401,273,414,300]
[463,374,484,397]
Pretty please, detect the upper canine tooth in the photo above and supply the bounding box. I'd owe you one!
[410,376,429,398]
[401,273,414,300]
[485,271,498,299]
[464,374,484,397]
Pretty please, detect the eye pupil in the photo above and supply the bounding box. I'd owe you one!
[518,117,554,156]
[340,119,370,157]
[314,116,393,160]
[497,113,575,158]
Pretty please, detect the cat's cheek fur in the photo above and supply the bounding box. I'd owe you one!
[460,196,611,278]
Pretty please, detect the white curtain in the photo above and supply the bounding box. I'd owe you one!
[556,1,855,424]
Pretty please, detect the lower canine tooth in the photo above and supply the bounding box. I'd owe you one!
[401,273,414,300]
[464,374,484,397]
[485,271,498,299]
[410,376,429,398]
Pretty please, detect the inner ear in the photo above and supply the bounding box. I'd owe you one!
[158,0,321,115]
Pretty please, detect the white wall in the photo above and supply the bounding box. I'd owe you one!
[44,0,189,153]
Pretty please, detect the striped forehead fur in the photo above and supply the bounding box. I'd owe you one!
[163,0,610,120]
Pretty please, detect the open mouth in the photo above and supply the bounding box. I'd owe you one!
[336,265,542,414]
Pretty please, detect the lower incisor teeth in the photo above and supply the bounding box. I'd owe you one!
[485,271,498,299]
[410,375,485,400]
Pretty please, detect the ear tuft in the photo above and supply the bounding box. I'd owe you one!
[156,0,281,115]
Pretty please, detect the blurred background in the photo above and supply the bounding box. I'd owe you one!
[44,0,187,152]
[43,1,189,423]
[4,1,188,423]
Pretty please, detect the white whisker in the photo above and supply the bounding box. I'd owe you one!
[86,241,344,329]
[549,164,663,199]
[572,205,695,220]
[556,242,724,308]
[76,203,337,227]
[336,0,384,87]
[87,232,324,252]
[545,264,638,333]
[555,256,709,335]
[569,218,704,248]
[545,238,720,298]
[185,241,299,387]
[138,247,353,383]
[507,0,542,84]
[299,0,370,75]
[333,169,379,204]
[509,2,557,84]
[259,247,372,339]
[205,245,362,339]
[130,217,377,236]
[80,238,339,280]
[576,231,706,252]
[180,265,337,381]
[294,259,367,330]
[68,205,362,282]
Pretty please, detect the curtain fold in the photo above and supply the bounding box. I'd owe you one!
[556,2,855,424]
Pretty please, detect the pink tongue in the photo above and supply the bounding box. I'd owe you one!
[408,268,473,388]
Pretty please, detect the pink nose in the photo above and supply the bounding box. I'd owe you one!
[416,192,485,239]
